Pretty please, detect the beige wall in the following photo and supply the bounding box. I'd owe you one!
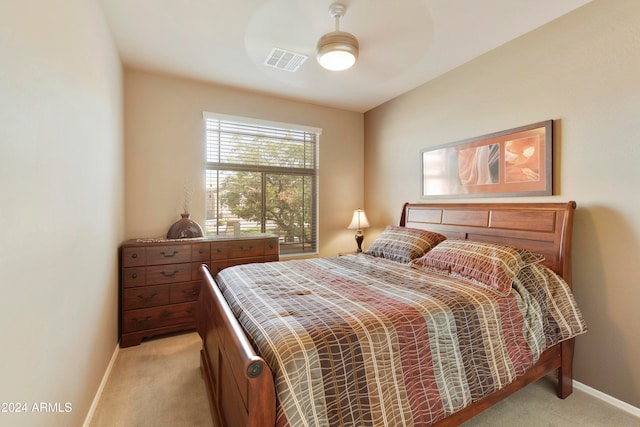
[365,0,640,408]
[0,1,123,426]
[4,0,637,423]
[124,69,364,257]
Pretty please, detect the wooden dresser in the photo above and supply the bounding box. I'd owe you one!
[120,234,279,347]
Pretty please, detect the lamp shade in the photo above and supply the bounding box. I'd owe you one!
[347,209,370,230]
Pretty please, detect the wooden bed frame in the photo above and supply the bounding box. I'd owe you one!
[197,201,577,427]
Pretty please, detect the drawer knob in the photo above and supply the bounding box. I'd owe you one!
[160,250,179,258]
[131,253,138,259]
[131,273,138,279]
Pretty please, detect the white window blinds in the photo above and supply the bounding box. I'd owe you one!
[204,112,321,256]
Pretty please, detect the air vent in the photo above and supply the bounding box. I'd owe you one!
[264,48,308,72]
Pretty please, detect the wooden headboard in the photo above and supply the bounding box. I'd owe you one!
[399,201,576,288]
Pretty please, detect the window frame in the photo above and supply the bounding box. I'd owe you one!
[203,112,321,256]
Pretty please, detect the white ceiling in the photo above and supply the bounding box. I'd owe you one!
[100,0,591,113]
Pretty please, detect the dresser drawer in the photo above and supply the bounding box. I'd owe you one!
[210,242,229,260]
[229,239,264,258]
[170,281,201,304]
[192,242,210,261]
[146,245,191,265]
[122,302,197,333]
[123,247,146,267]
[122,267,146,288]
[191,262,211,280]
[209,260,230,276]
[123,285,170,310]
[146,263,191,285]
[264,238,279,256]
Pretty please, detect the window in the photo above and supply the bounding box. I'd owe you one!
[204,112,321,256]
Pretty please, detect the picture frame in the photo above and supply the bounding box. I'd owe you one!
[421,120,553,198]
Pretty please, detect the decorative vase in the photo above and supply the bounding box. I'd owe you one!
[166,213,204,239]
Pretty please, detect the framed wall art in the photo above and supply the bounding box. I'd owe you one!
[421,120,553,198]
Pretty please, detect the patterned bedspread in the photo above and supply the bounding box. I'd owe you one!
[215,254,586,427]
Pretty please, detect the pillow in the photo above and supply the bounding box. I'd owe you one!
[364,226,446,264]
[410,239,545,295]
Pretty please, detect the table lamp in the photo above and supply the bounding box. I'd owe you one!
[347,209,370,252]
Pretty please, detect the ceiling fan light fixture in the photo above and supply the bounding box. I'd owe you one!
[317,31,359,71]
[317,3,359,71]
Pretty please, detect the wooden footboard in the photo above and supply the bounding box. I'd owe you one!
[197,264,275,427]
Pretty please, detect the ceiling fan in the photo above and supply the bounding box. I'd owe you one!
[316,2,359,71]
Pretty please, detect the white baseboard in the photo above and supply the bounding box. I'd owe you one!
[82,344,120,427]
[574,380,640,418]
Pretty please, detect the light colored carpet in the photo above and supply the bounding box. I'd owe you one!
[463,376,639,427]
[90,331,638,426]
[90,331,212,427]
